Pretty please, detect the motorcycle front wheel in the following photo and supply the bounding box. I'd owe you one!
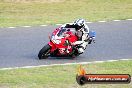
[38,44,51,59]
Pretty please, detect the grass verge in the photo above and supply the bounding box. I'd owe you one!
[0,0,132,27]
[0,60,132,88]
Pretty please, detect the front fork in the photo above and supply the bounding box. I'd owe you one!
[48,41,57,52]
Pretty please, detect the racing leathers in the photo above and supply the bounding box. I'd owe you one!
[61,23,89,54]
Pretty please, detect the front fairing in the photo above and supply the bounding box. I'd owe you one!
[49,27,78,55]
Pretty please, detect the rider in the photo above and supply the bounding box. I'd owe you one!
[61,18,91,54]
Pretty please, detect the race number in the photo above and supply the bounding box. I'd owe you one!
[59,48,65,54]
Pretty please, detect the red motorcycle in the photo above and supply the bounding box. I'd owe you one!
[38,27,95,59]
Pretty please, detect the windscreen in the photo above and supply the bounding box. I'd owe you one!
[57,28,67,37]
[56,28,76,38]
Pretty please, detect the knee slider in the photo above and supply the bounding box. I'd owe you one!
[78,48,84,54]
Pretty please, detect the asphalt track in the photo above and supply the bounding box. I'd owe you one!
[0,20,132,68]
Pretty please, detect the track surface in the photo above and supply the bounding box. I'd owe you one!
[0,20,132,68]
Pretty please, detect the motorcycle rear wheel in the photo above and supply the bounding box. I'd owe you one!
[38,44,51,59]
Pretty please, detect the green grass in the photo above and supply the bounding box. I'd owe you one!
[0,0,132,27]
[0,60,132,88]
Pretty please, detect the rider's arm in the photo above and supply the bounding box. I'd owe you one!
[83,24,89,34]
[61,23,76,28]
[72,24,90,45]
[79,24,90,41]
[73,30,89,45]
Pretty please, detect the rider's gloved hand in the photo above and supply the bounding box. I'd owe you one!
[92,37,95,43]
[88,37,95,44]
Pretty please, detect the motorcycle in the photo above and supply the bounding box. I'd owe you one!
[38,27,96,59]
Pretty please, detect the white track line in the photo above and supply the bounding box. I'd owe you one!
[93,61,105,63]
[40,25,47,26]
[8,27,16,28]
[113,20,121,21]
[119,59,130,60]
[0,59,131,70]
[126,19,132,20]
[85,22,93,24]
[98,21,106,22]
[1,19,132,29]
[56,24,63,25]
[23,26,31,28]
[106,60,119,62]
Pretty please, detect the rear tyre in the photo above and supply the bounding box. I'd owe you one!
[38,44,51,59]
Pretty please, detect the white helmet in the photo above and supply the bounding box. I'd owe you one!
[74,19,85,30]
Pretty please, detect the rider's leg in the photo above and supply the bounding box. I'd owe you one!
[78,42,88,54]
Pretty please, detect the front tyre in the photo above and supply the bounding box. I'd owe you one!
[38,44,51,59]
